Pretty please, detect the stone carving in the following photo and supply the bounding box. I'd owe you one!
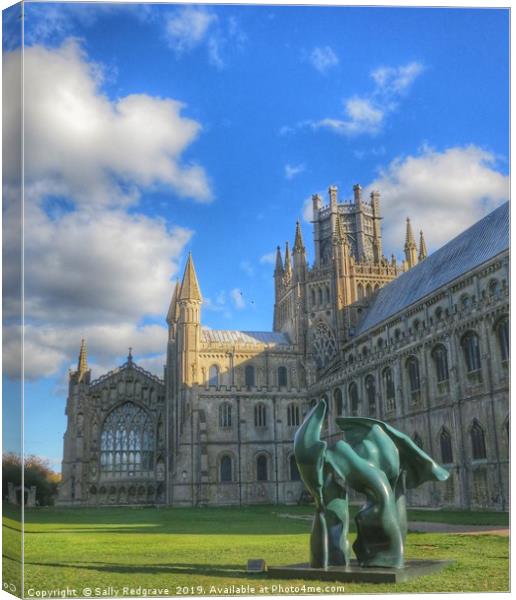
[294,399,449,569]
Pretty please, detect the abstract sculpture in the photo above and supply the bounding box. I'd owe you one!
[294,399,449,570]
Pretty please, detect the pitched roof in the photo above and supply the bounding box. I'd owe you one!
[356,202,509,335]
[201,328,291,346]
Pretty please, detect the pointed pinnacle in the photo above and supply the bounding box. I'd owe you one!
[293,221,305,253]
[284,241,292,276]
[77,339,88,381]
[419,229,428,261]
[274,245,284,274]
[405,217,417,249]
[179,253,202,301]
[166,279,181,325]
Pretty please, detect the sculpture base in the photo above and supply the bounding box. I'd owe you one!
[267,559,453,584]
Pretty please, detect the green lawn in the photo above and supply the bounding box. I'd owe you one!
[2,504,509,596]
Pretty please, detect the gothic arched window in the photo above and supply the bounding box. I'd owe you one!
[254,403,267,428]
[100,402,155,476]
[289,455,300,481]
[333,388,343,416]
[349,382,359,416]
[311,321,338,369]
[382,367,396,411]
[245,365,255,388]
[311,288,316,306]
[209,365,219,387]
[365,375,376,416]
[287,403,300,427]
[432,344,449,394]
[471,420,487,460]
[406,356,421,403]
[257,454,268,481]
[357,283,364,300]
[461,331,482,383]
[440,427,453,464]
[220,455,233,482]
[325,286,330,304]
[318,288,323,305]
[278,366,288,388]
[219,402,232,428]
[496,317,509,363]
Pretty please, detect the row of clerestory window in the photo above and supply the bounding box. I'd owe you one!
[219,453,300,483]
[412,418,505,466]
[343,319,509,414]
[219,402,301,429]
[208,365,288,388]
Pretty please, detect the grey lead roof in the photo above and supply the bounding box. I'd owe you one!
[202,329,291,346]
[356,202,509,336]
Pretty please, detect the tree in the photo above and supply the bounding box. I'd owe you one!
[3,453,60,506]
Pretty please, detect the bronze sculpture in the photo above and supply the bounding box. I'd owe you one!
[294,399,449,570]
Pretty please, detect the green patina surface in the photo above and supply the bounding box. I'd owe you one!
[1,503,509,596]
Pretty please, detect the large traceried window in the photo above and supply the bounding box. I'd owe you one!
[100,402,155,477]
[311,321,338,369]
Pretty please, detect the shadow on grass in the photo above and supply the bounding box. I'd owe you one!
[26,560,256,579]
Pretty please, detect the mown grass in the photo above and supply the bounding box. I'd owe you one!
[2,504,509,596]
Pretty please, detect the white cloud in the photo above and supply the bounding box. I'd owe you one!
[371,62,424,95]
[314,97,384,136]
[309,46,339,73]
[365,145,509,254]
[164,7,246,69]
[259,252,276,265]
[165,6,216,54]
[2,41,208,381]
[6,40,212,206]
[285,163,305,180]
[287,61,424,138]
[239,260,254,276]
[230,288,246,310]
[302,195,317,223]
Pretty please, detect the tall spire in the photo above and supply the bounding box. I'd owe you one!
[404,217,418,268]
[418,229,428,261]
[284,241,292,280]
[293,221,305,254]
[179,253,202,302]
[274,245,284,274]
[77,339,89,382]
[166,279,181,325]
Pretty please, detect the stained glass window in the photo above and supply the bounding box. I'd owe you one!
[100,402,154,476]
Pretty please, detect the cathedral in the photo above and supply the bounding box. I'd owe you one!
[58,185,509,510]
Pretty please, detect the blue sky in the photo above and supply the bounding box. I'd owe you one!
[2,3,509,469]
